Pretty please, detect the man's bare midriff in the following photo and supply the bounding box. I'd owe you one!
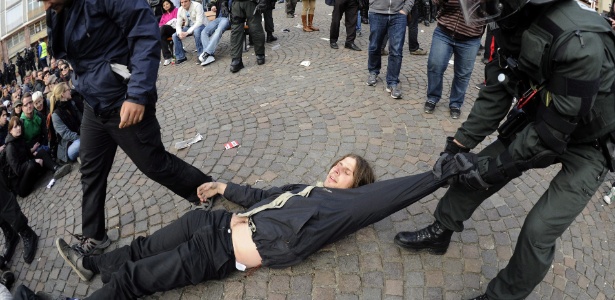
[230,214,262,268]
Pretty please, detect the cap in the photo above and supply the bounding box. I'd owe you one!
[14,101,22,107]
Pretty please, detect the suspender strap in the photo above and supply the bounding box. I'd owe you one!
[237,186,315,218]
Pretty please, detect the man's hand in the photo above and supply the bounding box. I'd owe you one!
[35,158,43,166]
[30,142,40,153]
[433,137,469,179]
[179,31,188,39]
[119,101,145,129]
[197,182,227,203]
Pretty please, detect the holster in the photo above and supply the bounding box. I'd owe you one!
[497,107,529,146]
[600,131,615,172]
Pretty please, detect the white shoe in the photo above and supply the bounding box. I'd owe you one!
[198,52,207,63]
[201,55,215,66]
[163,59,171,66]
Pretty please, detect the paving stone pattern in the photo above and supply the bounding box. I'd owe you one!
[8,4,615,299]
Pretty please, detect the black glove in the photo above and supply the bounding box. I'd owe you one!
[452,153,492,190]
[433,137,469,180]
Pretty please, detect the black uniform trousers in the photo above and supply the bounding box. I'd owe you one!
[87,210,236,299]
[407,2,421,51]
[329,0,358,44]
[80,104,212,241]
[285,0,298,15]
[434,139,608,299]
[159,25,176,60]
[230,0,266,59]
[263,8,275,34]
[0,177,28,234]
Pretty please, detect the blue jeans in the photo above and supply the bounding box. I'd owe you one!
[173,25,205,60]
[200,18,230,56]
[426,26,481,109]
[357,15,361,31]
[68,139,80,161]
[367,13,407,86]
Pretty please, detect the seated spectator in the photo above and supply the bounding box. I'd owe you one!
[21,74,33,94]
[1,88,10,103]
[44,75,60,100]
[58,63,72,83]
[49,83,81,163]
[198,0,231,66]
[173,0,205,64]
[33,71,46,94]
[10,99,22,119]
[159,0,179,66]
[4,116,71,197]
[19,93,48,151]
[32,92,49,122]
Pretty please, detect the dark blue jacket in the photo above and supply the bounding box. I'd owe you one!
[47,0,161,113]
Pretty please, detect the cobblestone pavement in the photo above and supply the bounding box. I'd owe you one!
[7,4,615,300]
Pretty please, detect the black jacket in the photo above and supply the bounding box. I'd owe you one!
[4,134,35,179]
[224,171,448,268]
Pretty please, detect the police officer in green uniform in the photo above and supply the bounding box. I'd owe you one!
[229,0,267,73]
[394,0,615,299]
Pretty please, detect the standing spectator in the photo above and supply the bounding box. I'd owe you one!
[300,0,319,32]
[408,3,427,55]
[45,0,214,256]
[229,0,266,72]
[49,83,81,163]
[159,0,178,66]
[423,0,483,119]
[4,116,71,197]
[286,0,298,17]
[365,0,412,99]
[198,0,231,66]
[173,0,206,64]
[329,0,360,50]
[15,53,26,85]
[263,0,279,42]
[37,39,49,69]
[19,93,48,150]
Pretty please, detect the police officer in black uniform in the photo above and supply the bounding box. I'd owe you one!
[394,0,615,299]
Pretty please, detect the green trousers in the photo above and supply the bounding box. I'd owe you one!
[230,0,265,59]
[434,139,608,299]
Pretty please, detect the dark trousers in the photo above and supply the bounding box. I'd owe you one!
[13,285,38,300]
[407,4,420,51]
[230,0,265,59]
[15,149,56,197]
[87,210,235,299]
[434,139,608,299]
[264,9,275,33]
[285,0,297,14]
[0,177,28,233]
[80,104,212,240]
[329,0,358,44]
[160,25,175,59]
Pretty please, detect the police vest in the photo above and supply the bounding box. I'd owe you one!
[518,0,615,143]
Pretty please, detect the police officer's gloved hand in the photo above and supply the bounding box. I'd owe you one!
[433,137,470,180]
[451,153,492,190]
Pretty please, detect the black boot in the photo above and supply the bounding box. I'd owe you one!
[0,271,14,291]
[19,227,38,264]
[229,58,244,73]
[394,220,453,255]
[0,223,19,267]
[266,33,278,43]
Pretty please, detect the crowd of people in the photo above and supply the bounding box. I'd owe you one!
[0,0,613,299]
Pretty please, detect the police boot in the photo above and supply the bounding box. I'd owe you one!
[229,58,244,73]
[0,222,19,268]
[394,220,453,255]
[18,226,38,264]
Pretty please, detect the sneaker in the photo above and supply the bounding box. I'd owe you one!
[386,84,402,99]
[175,57,187,65]
[163,59,171,66]
[410,48,428,55]
[201,55,216,66]
[198,52,208,63]
[53,164,72,180]
[450,107,461,119]
[366,73,377,86]
[70,234,111,256]
[424,101,436,113]
[56,238,94,281]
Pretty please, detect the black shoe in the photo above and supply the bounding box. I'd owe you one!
[256,55,266,65]
[266,34,278,43]
[424,101,436,114]
[287,13,294,18]
[424,20,430,26]
[394,220,453,255]
[330,42,339,49]
[0,271,14,290]
[450,107,461,119]
[175,57,187,65]
[468,294,489,300]
[19,227,38,264]
[344,43,361,51]
[0,222,19,265]
[229,58,244,73]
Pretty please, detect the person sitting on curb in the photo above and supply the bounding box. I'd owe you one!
[173,0,205,64]
[198,0,231,66]
[55,153,462,299]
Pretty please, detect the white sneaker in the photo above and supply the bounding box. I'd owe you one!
[201,55,215,66]
[198,52,207,63]
[163,59,171,66]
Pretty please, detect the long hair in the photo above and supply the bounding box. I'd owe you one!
[162,0,176,13]
[49,82,69,115]
[329,154,376,188]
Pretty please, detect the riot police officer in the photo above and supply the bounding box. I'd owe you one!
[394,0,615,299]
